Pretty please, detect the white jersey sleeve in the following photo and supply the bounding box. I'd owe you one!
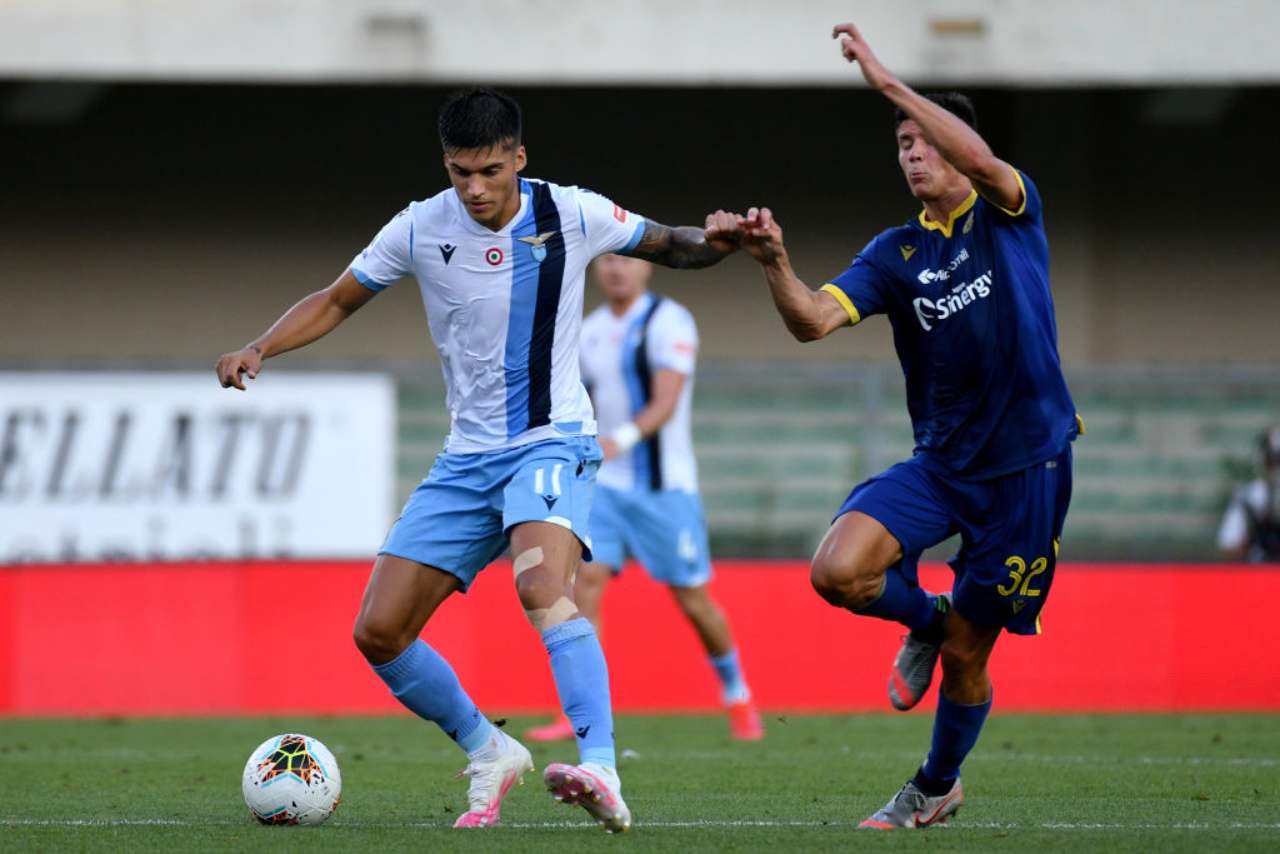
[647,302,699,376]
[575,189,647,258]
[350,204,414,291]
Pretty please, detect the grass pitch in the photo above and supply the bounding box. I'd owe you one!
[1,713,1277,852]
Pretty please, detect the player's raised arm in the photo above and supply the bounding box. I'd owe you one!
[832,22,1023,212]
[739,206,854,343]
[214,269,376,390]
[621,210,742,269]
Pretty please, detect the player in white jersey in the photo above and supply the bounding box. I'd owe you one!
[526,254,763,742]
[215,89,743,832]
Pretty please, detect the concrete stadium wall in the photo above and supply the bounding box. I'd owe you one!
[3,83,1278,368]
[5,0,1280,85]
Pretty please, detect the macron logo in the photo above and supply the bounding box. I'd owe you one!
[439,244,457,264]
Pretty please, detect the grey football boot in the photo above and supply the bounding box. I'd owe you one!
[888,592,951,711]
[859,777,964,829]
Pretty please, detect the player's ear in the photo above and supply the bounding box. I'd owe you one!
[514,145,527,174]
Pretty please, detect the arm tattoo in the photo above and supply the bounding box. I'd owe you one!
[623,220,727,270]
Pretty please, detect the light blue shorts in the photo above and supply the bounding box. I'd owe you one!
[380,436,602,590]
[589,484,712,588]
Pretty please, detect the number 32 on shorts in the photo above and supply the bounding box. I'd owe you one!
[997,555,1048,597]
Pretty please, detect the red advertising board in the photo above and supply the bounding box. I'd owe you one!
[1,561,1276,715]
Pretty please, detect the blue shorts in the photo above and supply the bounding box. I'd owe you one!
[836,446,1073,635]
[380,436,602,590]
[589,485,713,588]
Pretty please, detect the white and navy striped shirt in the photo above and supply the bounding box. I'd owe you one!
[581,293,700,494]
[351,178,645,453]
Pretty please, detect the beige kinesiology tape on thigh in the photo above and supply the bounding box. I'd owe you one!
[512,546,579,631]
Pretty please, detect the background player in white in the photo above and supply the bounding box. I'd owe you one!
[1218,426,1280,561]
[526,254,764,743]
[214,88,742,832]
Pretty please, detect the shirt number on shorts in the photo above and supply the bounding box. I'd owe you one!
[997,555,1048,597]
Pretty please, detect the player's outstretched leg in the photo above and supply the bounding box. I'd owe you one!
[861,609,998,829]
[526,560,611,743]
[354,555,533,828]
[669,583,764,740]
[811,512,948,710]
[510,522,631,832]
[539,614,631,832]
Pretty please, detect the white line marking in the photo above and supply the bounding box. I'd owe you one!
[551,462,563,495]
[534,467,544,494]
[636,748,1280,767]
[3,818,1279,831]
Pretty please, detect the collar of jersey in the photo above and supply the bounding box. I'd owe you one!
[611,291,653,325]
[452,178,533,237]
[917,188,978,239]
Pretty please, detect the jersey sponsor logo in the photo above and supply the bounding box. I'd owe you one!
[517,230,559,263]
[912,270,993,331]
[439,243,457,264]
[484,246,505,266]
[916,247,971,285]
[612,204,627,223]
[900,244,917,261]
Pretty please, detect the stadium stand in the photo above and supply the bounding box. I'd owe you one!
[397,365,1280,561]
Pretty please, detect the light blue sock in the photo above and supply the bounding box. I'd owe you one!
[542,618,615,769]
[371,639,494,754]
[709,648,750,703]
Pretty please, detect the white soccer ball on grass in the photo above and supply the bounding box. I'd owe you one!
[242,733,342,825]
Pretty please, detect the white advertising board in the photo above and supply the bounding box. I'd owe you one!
[0,372,396,563]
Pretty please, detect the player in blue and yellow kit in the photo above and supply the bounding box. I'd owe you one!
[734,23,1079,828]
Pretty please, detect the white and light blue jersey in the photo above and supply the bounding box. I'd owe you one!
[581,292,699,494]
[350,178,646,453]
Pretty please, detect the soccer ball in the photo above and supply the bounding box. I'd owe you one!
[241,733,342,825]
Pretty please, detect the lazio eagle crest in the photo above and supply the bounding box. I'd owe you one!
[517,231,558,262]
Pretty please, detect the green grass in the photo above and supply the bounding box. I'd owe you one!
[1,714,1278,852]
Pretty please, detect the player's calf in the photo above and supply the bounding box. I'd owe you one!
[810,560,886,610]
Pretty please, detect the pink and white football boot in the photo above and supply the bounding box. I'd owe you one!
[543,761,632,832]
[452,729,534,828]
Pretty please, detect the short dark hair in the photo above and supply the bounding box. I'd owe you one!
[438,87,522,153]
[894,92,977,132]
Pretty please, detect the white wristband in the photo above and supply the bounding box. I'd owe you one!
[610,422,643,453]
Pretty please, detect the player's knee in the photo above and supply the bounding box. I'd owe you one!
[809,557,882,609]
[513,546,579,632]
[670,584,710,617]
[574,564,608,599]
[352,616,409,665]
